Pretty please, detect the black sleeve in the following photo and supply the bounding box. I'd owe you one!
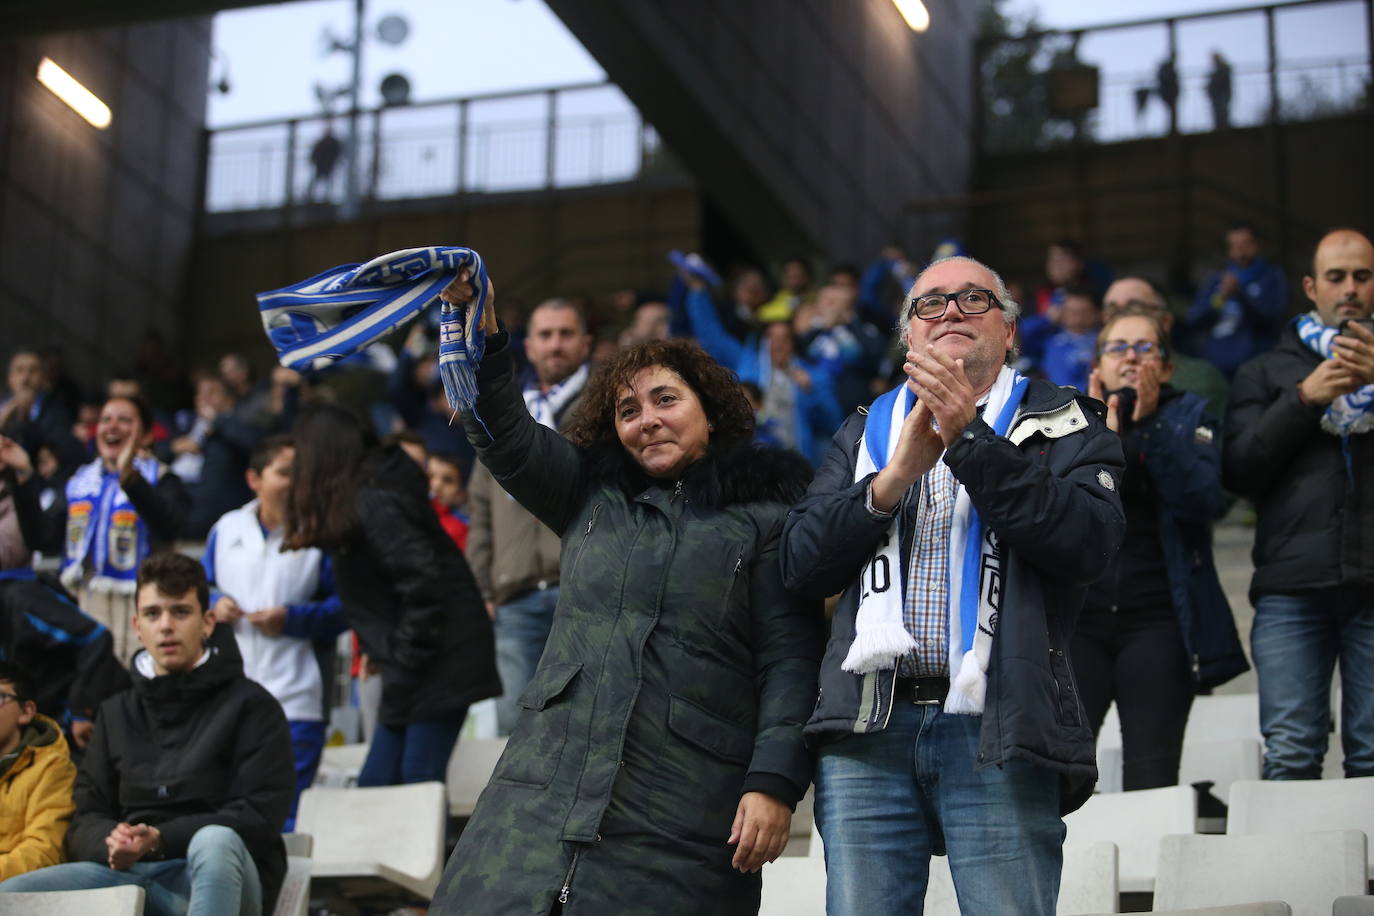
[780,412,894,597]
[1223,358,1324,496]
[355,486,463,671]
[121,469,189,544]
[66,702,123,863]
[742,520,825,808]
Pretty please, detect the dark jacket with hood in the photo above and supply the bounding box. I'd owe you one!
[1224,320,1374,599]
[67,630,294,912]
[1084,386,1248,689]
[0,569,131,725]
[330,445,500,728]
[782,379,1125,815]
[430,333,825,916]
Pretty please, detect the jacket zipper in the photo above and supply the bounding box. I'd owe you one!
[558,848,582,905]
[671,479,684,503]
[567,504,602,582]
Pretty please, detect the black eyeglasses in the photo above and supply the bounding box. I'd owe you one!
[1098,341,1167,359]
[0,691,20,707]
[906,288,1001,321]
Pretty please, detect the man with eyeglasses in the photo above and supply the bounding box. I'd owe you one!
[782,255,1125,914]
[1224,228,1374,781]
[1103,277,1230,427]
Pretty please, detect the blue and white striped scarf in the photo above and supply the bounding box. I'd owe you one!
[257,247,490,416]
[845,366,1029,715]
[1295,312,1374,436]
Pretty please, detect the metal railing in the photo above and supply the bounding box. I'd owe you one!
[204,82,677,213]
[978,0,1373,153]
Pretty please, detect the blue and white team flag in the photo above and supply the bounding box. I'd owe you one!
[256,246,490,416]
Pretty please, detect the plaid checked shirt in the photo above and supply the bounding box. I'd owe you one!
[899,457,959,677]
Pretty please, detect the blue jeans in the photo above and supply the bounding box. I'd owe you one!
[815,701,1064,915]
[1252,587,1374,779]
[357,714,467,787]
[286,720,327,831]
[493,585,559,735]
[0,824,262,916]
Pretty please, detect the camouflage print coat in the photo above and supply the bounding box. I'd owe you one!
[430,337,824,916]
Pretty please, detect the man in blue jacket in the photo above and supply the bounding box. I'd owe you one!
[1185,223,1288,378]
[781,255,1125,915]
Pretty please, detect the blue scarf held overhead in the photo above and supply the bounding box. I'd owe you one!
[1295,312,1374,437]
[256,247,490,417]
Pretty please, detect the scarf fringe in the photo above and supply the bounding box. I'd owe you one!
[840,626,917,675]
[945,649,987,716]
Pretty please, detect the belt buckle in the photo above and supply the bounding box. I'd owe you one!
[909,677,947,706]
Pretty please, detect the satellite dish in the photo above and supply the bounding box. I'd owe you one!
[376,14,410,46]
[379,73,411,107]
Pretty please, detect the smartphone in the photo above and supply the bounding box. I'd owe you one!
[1343,317,1374,335]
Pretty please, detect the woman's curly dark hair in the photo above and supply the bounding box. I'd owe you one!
[564,339,755,454]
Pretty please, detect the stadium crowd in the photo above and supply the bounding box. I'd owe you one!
[0,224,1370,914]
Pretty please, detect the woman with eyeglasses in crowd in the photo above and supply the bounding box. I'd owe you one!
[1073,306,1249,790]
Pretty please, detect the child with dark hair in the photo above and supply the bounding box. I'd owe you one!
[204,434,346,830]
[0,552,296,914]
[0,660,77,881]
[426,451,469,551]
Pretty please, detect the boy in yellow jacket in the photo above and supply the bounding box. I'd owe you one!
[0,661,76,880]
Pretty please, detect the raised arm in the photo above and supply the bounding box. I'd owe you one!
[444,269,592,537]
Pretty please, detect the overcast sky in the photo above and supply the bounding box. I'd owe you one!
[207,0,1367,127]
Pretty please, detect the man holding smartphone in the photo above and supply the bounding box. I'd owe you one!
[1224,228,1374,781]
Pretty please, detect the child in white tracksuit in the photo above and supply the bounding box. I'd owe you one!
[202,435,346,829]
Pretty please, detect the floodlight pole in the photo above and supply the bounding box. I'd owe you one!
[342,0,365,219]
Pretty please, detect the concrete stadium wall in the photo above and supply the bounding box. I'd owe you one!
[185,183,703,371]
[0,18,210,390]
[964,114,1374,295]
[546,0,979,265]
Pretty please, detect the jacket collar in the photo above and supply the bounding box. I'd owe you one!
[589,441,814,509]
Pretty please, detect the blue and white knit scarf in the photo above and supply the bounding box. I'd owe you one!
[257,247,490,416]
[845,366,1029,716]
[1295,312,1374,436]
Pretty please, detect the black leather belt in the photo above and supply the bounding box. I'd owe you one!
[896,676,950,706]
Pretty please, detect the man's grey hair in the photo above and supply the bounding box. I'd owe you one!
[897,255,1022,339]
[898,255,1022,366]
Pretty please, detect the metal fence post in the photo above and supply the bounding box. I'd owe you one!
[456,98,468,194]
[284,119,298,210]
[545,89,558,190]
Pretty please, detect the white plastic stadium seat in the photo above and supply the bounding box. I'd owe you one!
[295,781,447,900]
[1153,830,1366,916]
[1078,904,1292,916]
[0,886,146,915]
[1064,785,1195,892]
[314,742,369,788]
[445,736,507,817]
[920,841,1117,915]
[274,832,313,916]
[1227,776,1374,877]
[759,856,826,916]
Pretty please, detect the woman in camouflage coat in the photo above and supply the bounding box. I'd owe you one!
[430,273,824,916]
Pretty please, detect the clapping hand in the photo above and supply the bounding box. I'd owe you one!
[1087,369,1121,434]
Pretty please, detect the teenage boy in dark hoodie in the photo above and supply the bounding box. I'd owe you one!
[0,553,294,915]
